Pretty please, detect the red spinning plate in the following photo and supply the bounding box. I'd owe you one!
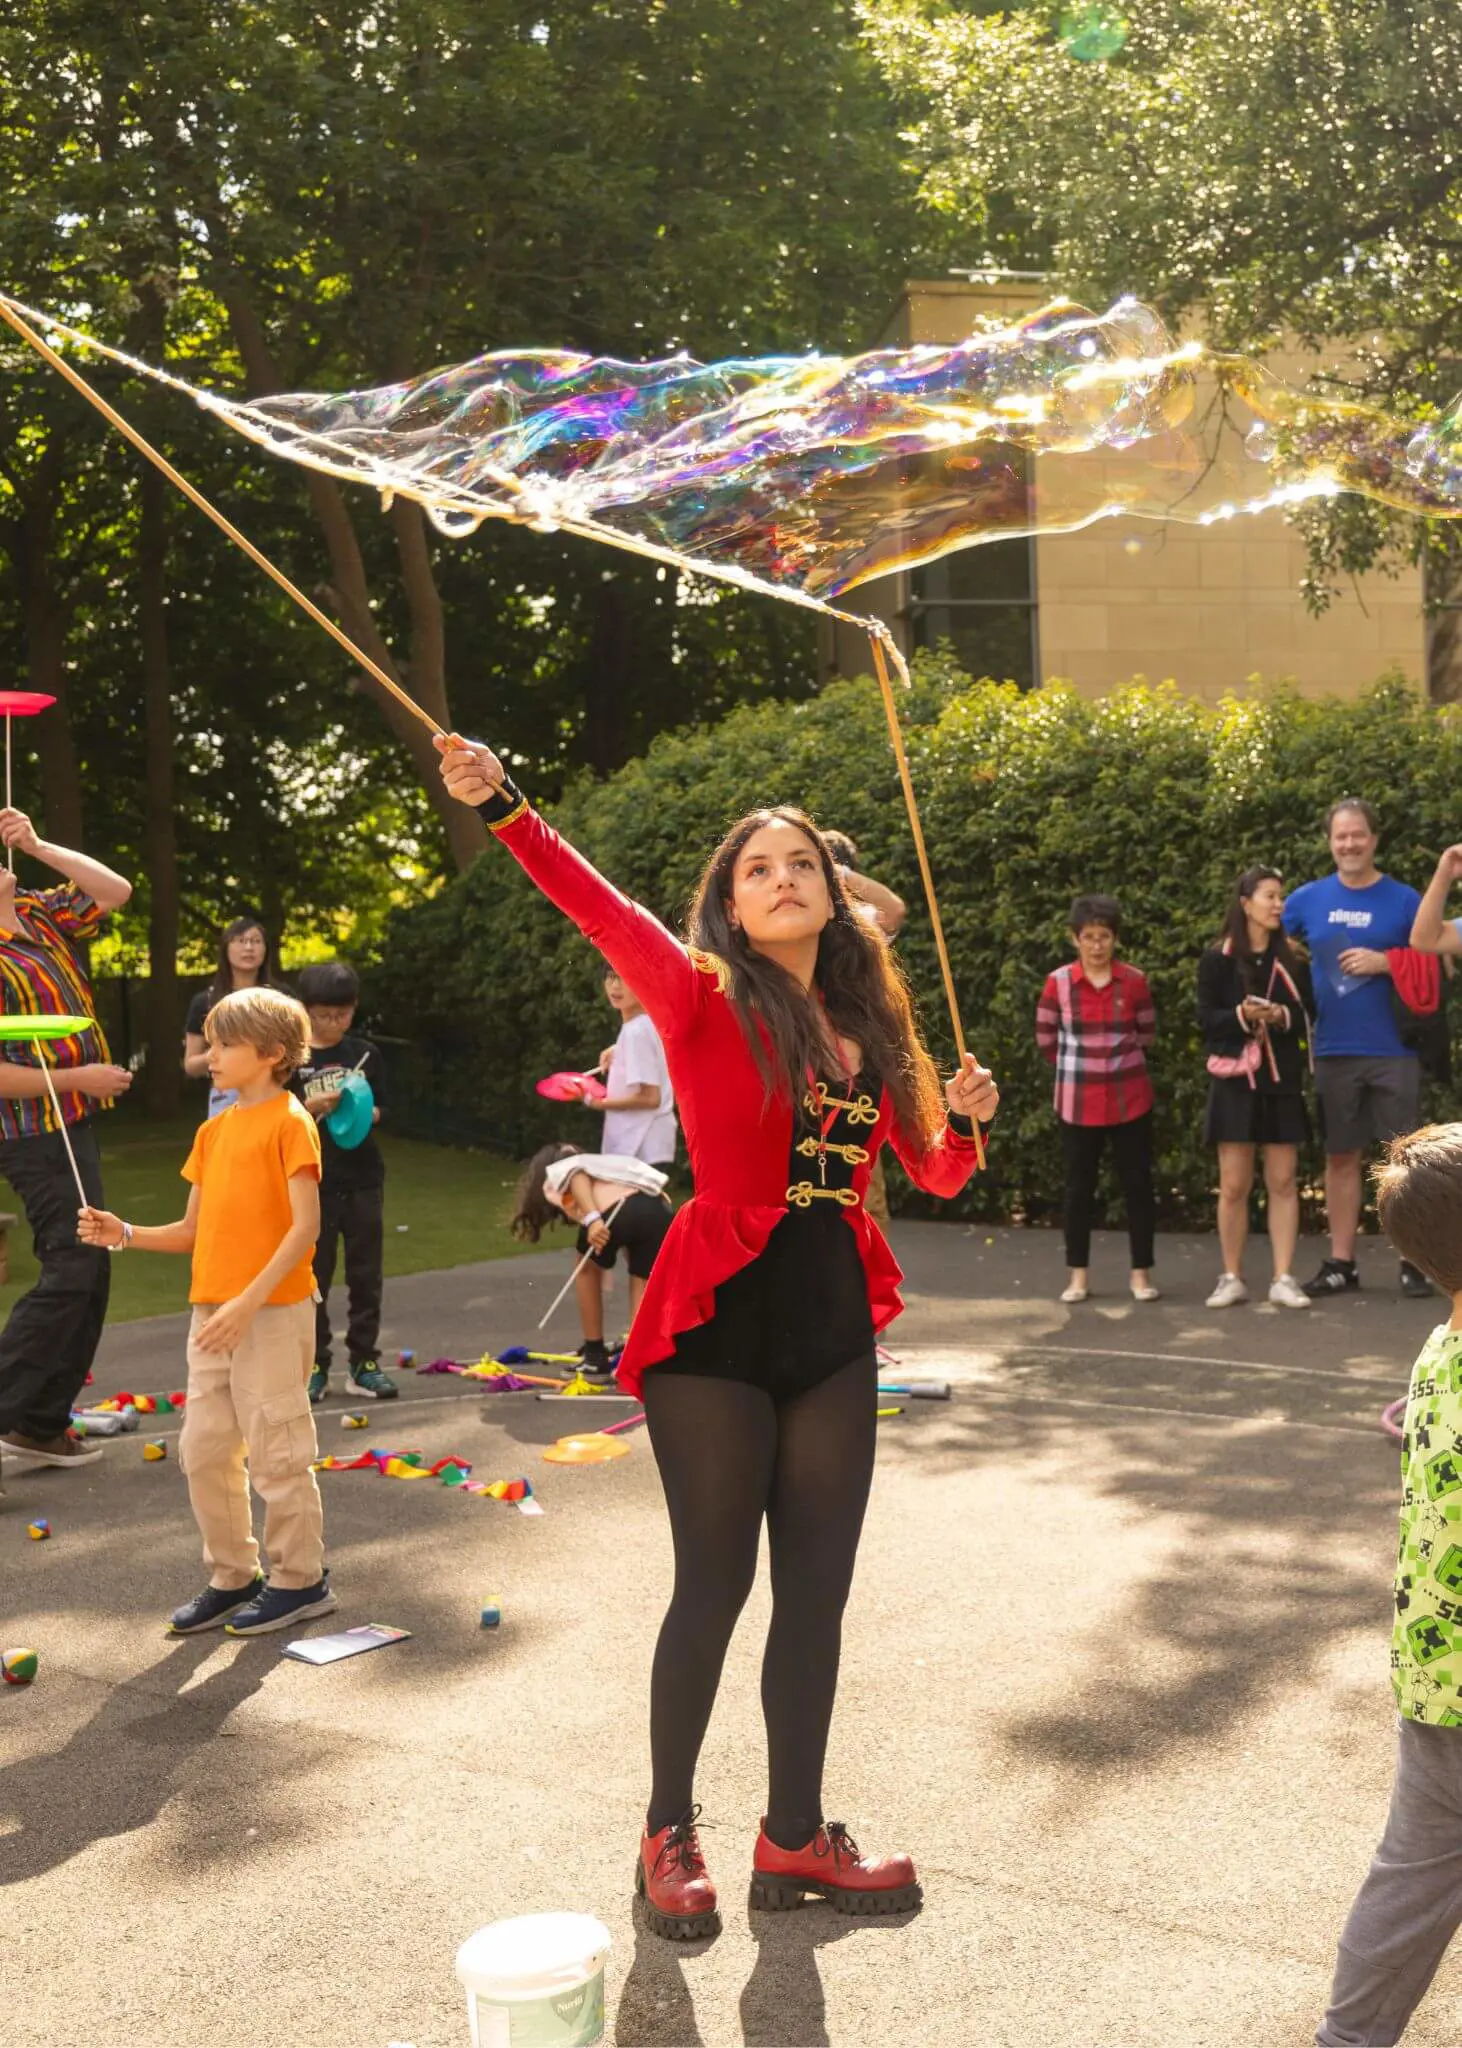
[0,692,56,717]
[536,1070,607,1103]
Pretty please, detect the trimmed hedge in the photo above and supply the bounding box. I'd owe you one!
[367,658,1462,1224]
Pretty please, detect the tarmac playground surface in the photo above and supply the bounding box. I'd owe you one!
[2,1219,1457,2048]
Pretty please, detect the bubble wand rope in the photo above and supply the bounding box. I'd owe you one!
[0,296,445,743]
[1,289,981,1140]
[868,628,985,1171]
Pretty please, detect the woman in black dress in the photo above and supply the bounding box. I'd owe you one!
[1197,865,1313,1310]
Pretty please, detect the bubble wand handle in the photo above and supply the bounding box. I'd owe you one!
[0,296,444,742]
[868,629,986,1171]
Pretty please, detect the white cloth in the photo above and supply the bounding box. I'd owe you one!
[601,1011,677,1165]
[542,1153,668,1209]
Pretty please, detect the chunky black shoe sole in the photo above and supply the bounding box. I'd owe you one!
[633,1856,721,1940]
[749,1871,923,1915]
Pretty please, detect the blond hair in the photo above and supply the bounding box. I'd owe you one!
[204,986,310,1084]
[1375,1123,1462,1294]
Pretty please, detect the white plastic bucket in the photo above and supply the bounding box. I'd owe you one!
[455,1913,612,2048]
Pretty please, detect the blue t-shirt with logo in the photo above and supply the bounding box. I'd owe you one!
[1283,873,1421,1057]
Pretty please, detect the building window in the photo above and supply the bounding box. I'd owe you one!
[910,532,1038,690]
[907,440,1038,687]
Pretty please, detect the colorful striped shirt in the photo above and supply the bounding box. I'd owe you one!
[0,885,112,1140]
[1035,959,1156,1127]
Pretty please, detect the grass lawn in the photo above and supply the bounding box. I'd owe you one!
[0,1108,549,1324]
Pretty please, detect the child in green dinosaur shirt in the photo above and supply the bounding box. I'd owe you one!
[1318,1123,1462,2045]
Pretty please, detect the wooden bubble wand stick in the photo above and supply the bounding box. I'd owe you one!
[0,296,445,743]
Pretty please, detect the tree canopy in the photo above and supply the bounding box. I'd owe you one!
[862,0,1462,615]
[0,0,958,1104]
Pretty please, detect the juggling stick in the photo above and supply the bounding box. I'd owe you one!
[0,691,56,872]
[536,1196,627,1331]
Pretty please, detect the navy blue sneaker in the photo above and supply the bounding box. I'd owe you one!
[170,1577,265,1635]
[224,1572,337,1636]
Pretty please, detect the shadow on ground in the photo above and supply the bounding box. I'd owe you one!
[0,1634,275,1884]
[882,1382,1392,1777]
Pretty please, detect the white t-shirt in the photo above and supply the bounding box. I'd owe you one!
[602,1011,677,1165]
[543,1154,668,1207]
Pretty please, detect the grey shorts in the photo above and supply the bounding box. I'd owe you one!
[1314,1055,1422,1155]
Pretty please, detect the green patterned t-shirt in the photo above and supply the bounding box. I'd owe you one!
[1393,1323,1462,1723]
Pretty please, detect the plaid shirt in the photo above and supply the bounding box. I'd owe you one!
[0,884,112,1141]
[1035,960,1155,1127]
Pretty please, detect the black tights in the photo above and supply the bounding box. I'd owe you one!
[641,1353,877,1849]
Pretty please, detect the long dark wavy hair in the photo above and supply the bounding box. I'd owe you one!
[512,1142,579,1244]
[1217,866,1301,992]
[207,916,280,1008]
[687,807,944,1143]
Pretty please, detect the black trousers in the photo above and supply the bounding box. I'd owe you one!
[1060,1112,1157,1269]
[0,1121,110,1439]
[313,1181,384,1367]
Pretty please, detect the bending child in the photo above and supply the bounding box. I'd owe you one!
[79,988,336,1637]
[513,1143,672,1377]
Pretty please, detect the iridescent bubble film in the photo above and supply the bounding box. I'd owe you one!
[13,295,1462,617]
[1058,6,1130,62]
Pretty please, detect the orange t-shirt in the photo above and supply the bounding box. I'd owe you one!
[182,1090,322,1305]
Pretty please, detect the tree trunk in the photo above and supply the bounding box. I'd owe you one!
[139,462,181,1117]
[15,443,85,847]
[1427,545,1462,703]
[219,285,487,872]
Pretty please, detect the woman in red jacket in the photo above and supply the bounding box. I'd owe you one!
[437,735,998,1941]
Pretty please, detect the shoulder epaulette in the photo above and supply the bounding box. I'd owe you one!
[688,946,731,994]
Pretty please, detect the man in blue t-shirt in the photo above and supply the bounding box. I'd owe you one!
[1283,798,1431,1299]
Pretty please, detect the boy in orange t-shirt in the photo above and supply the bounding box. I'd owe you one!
[80,987,335,1636]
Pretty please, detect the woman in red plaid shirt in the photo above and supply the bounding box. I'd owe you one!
[1035,895,1158,1305]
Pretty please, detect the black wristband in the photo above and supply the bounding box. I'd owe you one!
[948,1110,976,1138]
[474,775,529,831]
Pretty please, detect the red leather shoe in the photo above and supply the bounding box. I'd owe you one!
[635,1804,721,1940]
[750,1819,922,1916]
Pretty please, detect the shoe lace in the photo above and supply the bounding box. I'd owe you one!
[654,1804,707,1879]
[817,1820,861,1867]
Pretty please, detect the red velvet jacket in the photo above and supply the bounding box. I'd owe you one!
[486,795,985,1396]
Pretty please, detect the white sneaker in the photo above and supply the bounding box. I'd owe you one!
[1205,1273,1249,1309]
[1268,1273,1311,1310]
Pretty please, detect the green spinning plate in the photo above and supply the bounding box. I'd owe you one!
[0,1014,90,1041]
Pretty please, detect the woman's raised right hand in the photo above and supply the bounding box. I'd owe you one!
[434,732,506,806]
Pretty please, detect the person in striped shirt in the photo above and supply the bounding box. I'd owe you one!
[1035,894,1159,1305]
[0,805,133,1474]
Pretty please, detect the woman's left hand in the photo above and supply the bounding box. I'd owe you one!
[946,1053,998,1124]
